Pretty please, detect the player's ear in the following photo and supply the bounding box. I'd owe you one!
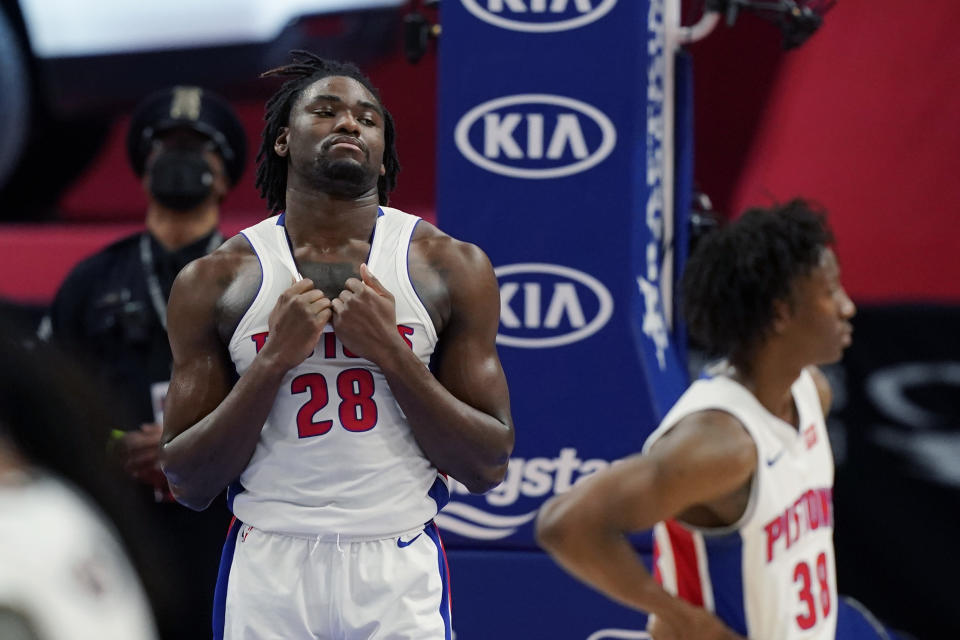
[771,298,792,334]
[274,127,290,157]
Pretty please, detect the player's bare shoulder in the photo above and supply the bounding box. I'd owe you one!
[408,220,498,334]
[653,409,756,460]
[649,409,759,527]
[169,234,263,344]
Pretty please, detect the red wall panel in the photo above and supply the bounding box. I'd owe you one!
[694,1,960,302]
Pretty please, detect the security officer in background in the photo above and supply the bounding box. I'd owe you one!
[41,86,246,639]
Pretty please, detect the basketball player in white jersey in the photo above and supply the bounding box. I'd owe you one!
[536,200,876,639]
[159,52,514,639]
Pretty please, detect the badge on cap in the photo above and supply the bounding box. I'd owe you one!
[169,86,203,121]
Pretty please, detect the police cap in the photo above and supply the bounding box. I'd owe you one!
[126,86,247,185]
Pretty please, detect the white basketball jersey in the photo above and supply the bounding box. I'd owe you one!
[227,207,449,538]
[643,369,837,640]
[0,474,158,640]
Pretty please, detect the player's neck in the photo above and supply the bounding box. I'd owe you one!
[146,203,219,251]
[733,351,804,428]
[283,186,380,249]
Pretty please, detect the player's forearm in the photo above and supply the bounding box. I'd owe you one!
[541,516,745,640]
[161,355,289,510]
[536,494,674,616]
[536,459,686,613]
[378,345,513,493]
[537,501,670,613]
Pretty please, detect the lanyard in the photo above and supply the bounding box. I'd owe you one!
[139,231,223,330]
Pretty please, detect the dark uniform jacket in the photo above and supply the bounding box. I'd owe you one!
[48,230,210,425]
[47,228,231,640]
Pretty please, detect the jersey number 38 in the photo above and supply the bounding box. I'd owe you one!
[793,551,831,630]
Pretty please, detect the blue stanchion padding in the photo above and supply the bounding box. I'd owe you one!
[447,549,651,640]
[437,0,692,550]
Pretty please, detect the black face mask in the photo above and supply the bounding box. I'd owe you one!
[147,149,214,211]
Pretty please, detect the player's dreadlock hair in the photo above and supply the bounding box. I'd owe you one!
[681,198,834,367]
[255,51,400,212]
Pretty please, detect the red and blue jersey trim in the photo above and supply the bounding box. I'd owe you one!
[654,520,748,637]
[424,520,453,639]
[213,517,244,640]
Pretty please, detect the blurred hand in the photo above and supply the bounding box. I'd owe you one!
[647,600,747,640]
[113,423,167,489]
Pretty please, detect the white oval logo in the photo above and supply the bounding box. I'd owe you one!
[455,94,617,179]
[495,263,614,348]
[461,0,618,33]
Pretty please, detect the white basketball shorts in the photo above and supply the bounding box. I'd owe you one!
[213,519,452,640]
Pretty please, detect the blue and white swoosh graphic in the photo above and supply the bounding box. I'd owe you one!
[397,533,422,548]
[434,502,538,540]
[766,449,785,466]
[586,630,651,640]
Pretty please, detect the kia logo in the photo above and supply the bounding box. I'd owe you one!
[461,0,618,33]
[495,263,614,348]
[455,94,616,179]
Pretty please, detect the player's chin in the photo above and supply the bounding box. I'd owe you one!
[816,344,847,366]
[833,343,848,361]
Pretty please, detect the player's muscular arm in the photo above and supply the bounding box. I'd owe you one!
[330,233,513,494]
[160,244,332,510]
[536,411,755,639]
